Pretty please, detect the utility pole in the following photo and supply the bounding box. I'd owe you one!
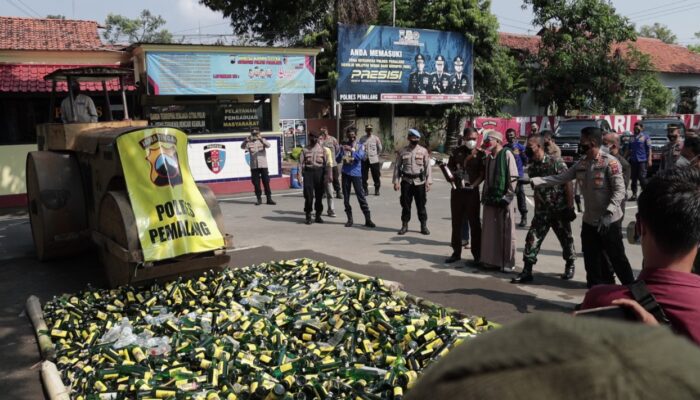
[391,0,396,150]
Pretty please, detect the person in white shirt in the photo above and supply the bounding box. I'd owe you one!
[61,81,98,123]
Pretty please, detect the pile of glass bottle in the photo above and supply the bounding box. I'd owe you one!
[44,259,492,399]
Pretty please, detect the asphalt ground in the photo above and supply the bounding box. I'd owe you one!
[0,169,643,398]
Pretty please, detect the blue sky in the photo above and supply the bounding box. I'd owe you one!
[0,0,698,46]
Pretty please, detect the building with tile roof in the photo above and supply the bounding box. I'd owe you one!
[0,16,129,206]
[498,32,700,115]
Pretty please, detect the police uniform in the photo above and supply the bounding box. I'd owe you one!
[321,133,341,197]
[522,155,576,274]
[360,126,383,195]
[429,55,451,94]
[408,54,430,94]
[660,141,682,172]
[532,151,634,288]
[449,56,469,94]
[299,141,330,223]
[393,131,433,234]
[241,134,274,205]
[447,146,485,262]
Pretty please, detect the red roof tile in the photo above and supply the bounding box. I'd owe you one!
[498,32,540,54]
[614,37,700,75]
[0,16,104,51]
[0,64,134,93]
[499,31,700,75]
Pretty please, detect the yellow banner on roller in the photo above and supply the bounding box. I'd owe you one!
[117,128,224,262]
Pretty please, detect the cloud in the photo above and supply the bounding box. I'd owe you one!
[175,0,226,29]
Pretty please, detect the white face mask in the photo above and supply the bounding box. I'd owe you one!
[465,140,477,150]
[600,145,610,154]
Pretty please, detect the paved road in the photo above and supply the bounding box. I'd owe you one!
[0,171,643,398]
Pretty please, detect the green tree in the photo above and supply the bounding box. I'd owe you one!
[638,23,677,44]
[524,0,636,115]
[102,9,173,44]
[689,32,700,54]
[617,46,672,114]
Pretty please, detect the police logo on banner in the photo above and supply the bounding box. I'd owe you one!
[204,144,226,174]
[140,133,183,187]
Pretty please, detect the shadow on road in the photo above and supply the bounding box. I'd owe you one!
[426,287,574,314]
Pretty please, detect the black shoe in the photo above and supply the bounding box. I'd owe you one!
[518,217,528,228]
[511,271,534,283]
[345,220,353,227]
[266,198,276,205]
[365,220,376,228]
[561,263,575,280]
[629,194,637,201]
[420,225,430,235]
[375,188,380,196]
[335,191,342,199]
[445,255,460,264]
[315,215,324,223]
[328,210,336,217]
[398,224,408,235]
[305,213,312,225]
[255,197,262,206]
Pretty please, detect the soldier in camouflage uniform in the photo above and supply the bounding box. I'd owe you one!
[512,135,576,283]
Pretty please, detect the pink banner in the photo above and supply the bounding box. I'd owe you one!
[469,114,700,136]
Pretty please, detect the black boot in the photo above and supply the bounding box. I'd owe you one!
[511,262,534,283]
[398,223,408,235]
[315,213,324,223]
[266,196,276,205]
[374,187,380,196]
[518,213,528,228]
[335,191,342,199]
[255,196,262,206]
[305,213,312,225]
[420,222,430,235]
[345,212,353,227]
[445,254,460,263]
[561,261,575,280]
[364,213,375,228]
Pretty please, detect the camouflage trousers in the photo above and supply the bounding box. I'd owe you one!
[523,211,576,265]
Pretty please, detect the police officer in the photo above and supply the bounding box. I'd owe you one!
[297,131,331,225]
[241,127,276,206]
[408,54,429,94]
[660,124,683,172]
[393,129,433,235]
[625,121,652,201]
[531,127,634,288]
[512,135,576,283]
[429,55,451,94]
[445,127,485,264]
[449,56,469,94]
[337,127,375,228]
[320,127,342,199]
[360,124,383,196]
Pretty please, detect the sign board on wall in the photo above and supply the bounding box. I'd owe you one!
[337,25,473,104]
[149,103,260,133]
[146,52,316,95]
[188,137,281,183]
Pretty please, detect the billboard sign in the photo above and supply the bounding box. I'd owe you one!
[336,25,473,104]
[146,52,316,95]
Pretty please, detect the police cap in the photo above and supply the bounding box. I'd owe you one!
[435,55,445,62]
[408,129,421,138]
[415,54,425,62]
[453,56,464,64]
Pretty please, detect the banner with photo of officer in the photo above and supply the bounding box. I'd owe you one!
[336,24,473,104]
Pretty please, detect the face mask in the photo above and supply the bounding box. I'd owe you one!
[600,145,610,154]
[668,135,678,141]
[578,143,590,155]
[409,140,419,146]
[525,147,535,159]
[465,140,477,150]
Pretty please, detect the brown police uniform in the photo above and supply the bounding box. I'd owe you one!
[299,143,329,216]
[241,137,272,200]
[393,144,432,225]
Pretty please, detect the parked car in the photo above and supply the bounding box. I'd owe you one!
[553,118,613,165]
[640,116,687,174]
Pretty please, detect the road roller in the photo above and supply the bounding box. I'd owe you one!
[26,67,232,288]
